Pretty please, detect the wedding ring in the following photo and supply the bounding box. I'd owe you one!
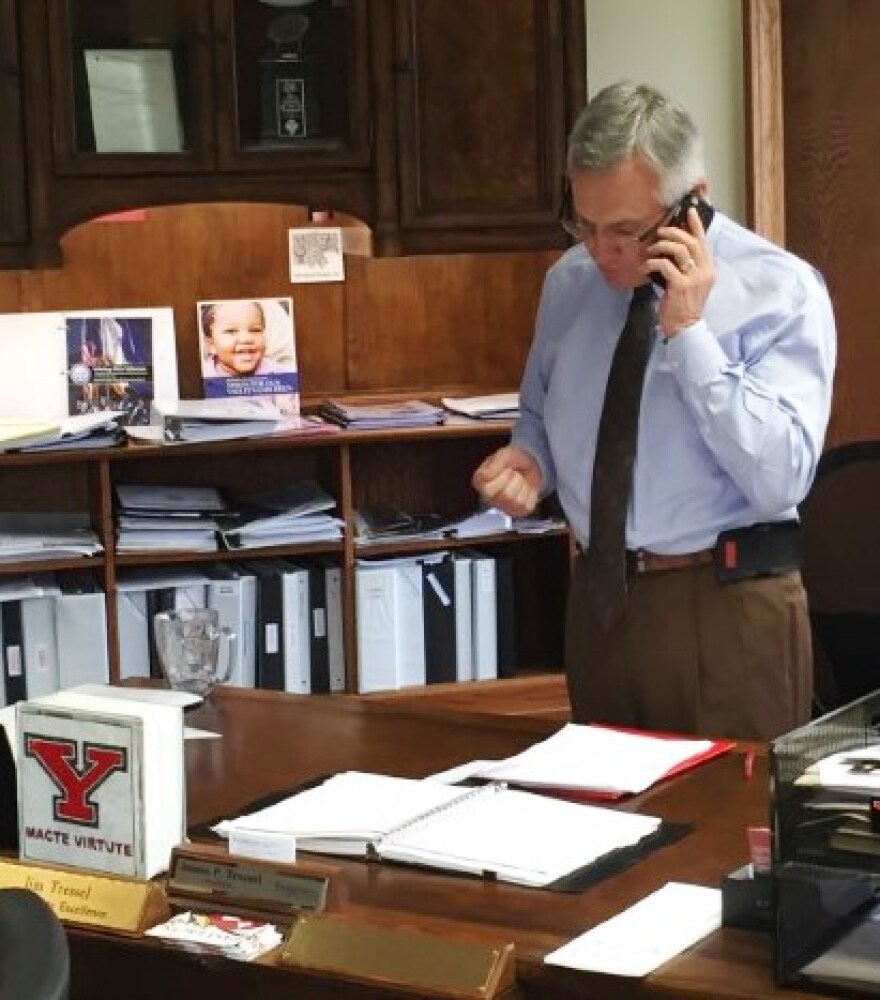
[681,256,695,273]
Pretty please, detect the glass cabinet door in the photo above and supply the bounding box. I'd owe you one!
[47,0,216,174]
[47,0,371,177]
[214,0,371,171]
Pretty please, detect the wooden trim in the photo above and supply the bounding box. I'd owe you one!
[743,0,785,244]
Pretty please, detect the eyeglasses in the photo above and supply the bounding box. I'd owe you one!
[559,180,673,249]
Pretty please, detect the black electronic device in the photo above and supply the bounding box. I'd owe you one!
[649,190,715,290]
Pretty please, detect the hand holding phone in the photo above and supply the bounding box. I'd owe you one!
[649,191,714,290]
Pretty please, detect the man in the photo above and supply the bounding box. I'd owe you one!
[472,81,836,740]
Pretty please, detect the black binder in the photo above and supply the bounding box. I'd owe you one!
[2,600,27,705]
[0,723,17,850]
[495,555,517,679]
[145,586,176,679]
[244,561,286,691]
[423,560,457,684]
[306,563,330,694]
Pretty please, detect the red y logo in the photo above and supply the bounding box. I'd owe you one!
[25,736,128,826]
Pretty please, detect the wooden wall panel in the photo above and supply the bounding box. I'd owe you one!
[0,202,554,405]
[780,0,880,447]
[344,250,556,392]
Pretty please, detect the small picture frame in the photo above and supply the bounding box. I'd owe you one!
[83,47,184,154]
[288,228,346,283]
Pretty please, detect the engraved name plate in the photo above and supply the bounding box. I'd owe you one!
[167,846,344,922]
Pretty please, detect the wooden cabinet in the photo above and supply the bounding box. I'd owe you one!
[11,0,584,267]
[0,423,570,691]
[22,0,373,259]
[0,0,29,259]
[383,0,585,255]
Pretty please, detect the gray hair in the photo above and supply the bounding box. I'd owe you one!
[567,81,705,204]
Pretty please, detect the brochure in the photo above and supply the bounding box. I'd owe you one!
[197,297,299,415]
[0,308,178,426]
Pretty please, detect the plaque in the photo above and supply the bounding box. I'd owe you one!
[281,912,516,999]
[166,845,345,923]
[259,12,322,141]
[0,859,169,935]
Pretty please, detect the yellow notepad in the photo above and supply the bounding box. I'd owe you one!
[0,419,62,451]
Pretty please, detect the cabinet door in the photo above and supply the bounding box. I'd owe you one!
[46,0,216,175]
[392,0,583,254]
[213,0,371,173]
[0,0,28,244]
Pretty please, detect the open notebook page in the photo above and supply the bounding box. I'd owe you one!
[377,784,661,887]
[214,771,471,856]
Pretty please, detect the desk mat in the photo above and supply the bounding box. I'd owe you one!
[189,775,691,894]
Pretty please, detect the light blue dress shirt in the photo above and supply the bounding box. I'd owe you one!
[512,211,837,554]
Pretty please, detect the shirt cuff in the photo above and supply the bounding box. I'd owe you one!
[662,319,732,387]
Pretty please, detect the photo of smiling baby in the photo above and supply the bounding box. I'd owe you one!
[197,296,299,414]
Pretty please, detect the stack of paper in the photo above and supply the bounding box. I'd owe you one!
[151,398,284,444]
[114,483,229,553]
[544,882,722,976]
[0,418,63,451]
[218,481,344,550]
[16,412,127,452]
[433,723,733,799]
[146,911,283,962]
[354,504,448,545]
[319,399,445,430]
[353,504,513,546]
[441,393,520,420]
[0,512,103,562]
[445,507,513,538]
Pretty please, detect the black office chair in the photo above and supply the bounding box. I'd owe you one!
[799,441,880,711]
[0,888,70,1000]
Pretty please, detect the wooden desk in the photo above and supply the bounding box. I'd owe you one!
[66,689,817,999]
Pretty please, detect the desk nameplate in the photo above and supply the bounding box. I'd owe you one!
[281,912,516,998]
[167,846,345,922]
[0,858,169,935]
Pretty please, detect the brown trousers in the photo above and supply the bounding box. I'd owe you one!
[564,556,812,741]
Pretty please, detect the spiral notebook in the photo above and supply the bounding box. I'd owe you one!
[214,770,662,888]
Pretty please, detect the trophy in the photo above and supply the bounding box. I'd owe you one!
[259,10,322,141]
[154,608,236,697]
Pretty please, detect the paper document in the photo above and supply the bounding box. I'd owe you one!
[467,723,732,798]
[544,882,722,976]
[799,746,880,791]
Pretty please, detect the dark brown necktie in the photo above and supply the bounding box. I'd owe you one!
[584,283,655,630]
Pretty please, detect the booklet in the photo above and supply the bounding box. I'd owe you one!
[0,307,178,427]
[213,770,662,888]
[197,297,299,415]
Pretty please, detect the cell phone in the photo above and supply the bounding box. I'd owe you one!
[650,190,714,290]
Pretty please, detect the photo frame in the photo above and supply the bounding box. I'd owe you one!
[83,47,184,154]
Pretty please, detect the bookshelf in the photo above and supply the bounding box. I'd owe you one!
[0,418,572,692]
